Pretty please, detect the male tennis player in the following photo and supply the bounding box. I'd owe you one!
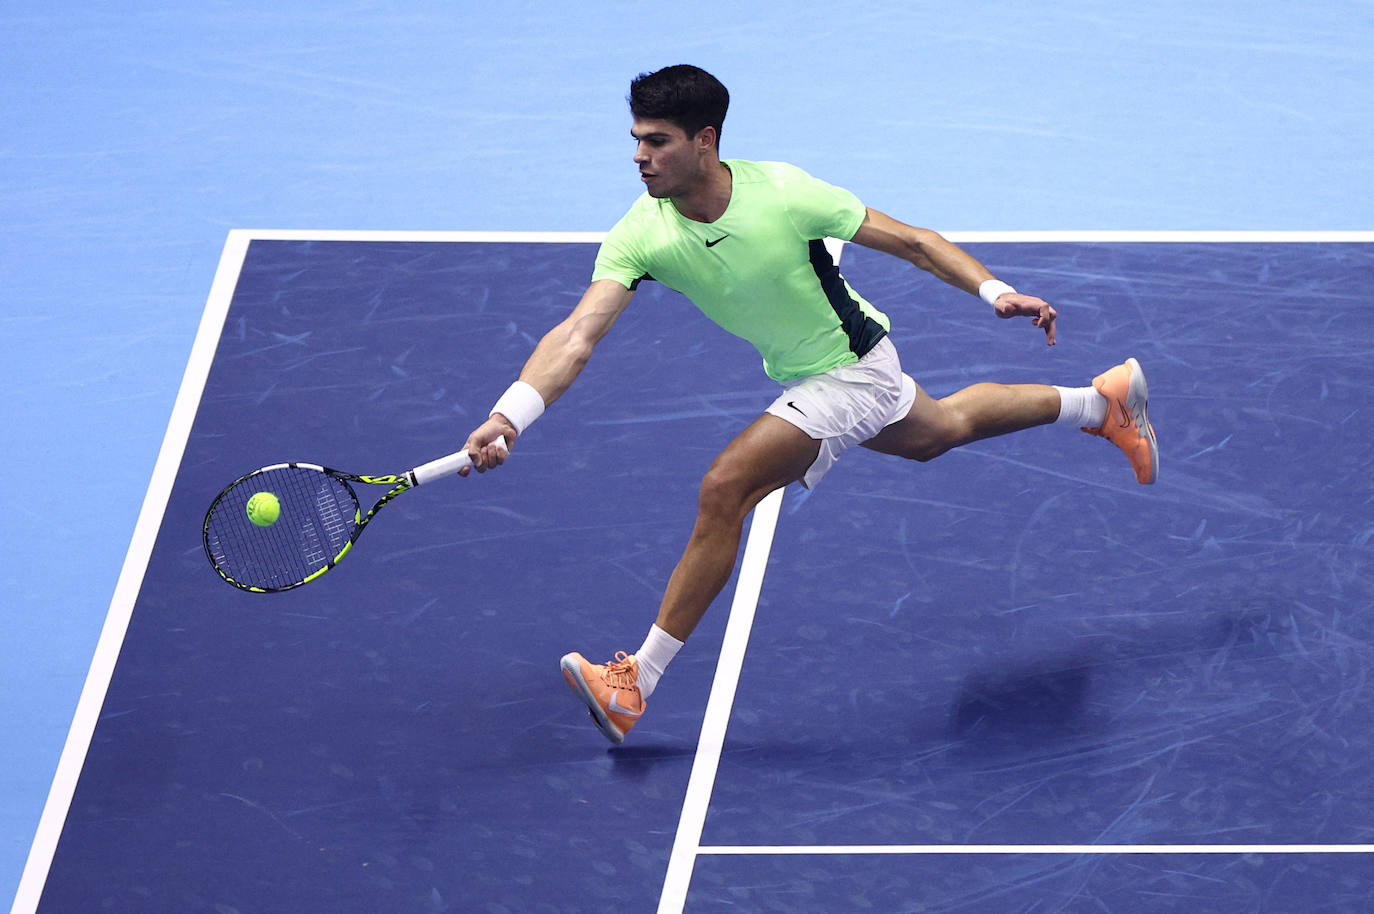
[461,65,1157,744]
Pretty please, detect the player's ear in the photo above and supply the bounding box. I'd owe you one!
[695,125,718,154]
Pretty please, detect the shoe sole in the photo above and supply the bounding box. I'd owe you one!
[1124,357,1159,484]
[560,653,626,745]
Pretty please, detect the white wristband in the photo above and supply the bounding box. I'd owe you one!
[979,279,1017,307]
[490,380,545,435]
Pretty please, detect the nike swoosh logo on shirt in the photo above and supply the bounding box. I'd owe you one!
[705,235,729,247]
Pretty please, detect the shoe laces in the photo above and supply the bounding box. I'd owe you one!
[601,651,639,690]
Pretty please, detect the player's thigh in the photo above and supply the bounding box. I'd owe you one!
[703,413,820,511]
[859,381,959,460]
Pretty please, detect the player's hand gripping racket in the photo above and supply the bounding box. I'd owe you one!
[202,438,505,593]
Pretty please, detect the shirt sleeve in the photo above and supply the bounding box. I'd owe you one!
[777,163,867,242]
[591,206,650,289]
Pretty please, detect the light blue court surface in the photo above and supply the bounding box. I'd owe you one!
[3,1,1372,910]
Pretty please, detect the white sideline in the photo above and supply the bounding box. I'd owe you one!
[696,844,1374,855]
[655,488,785,913]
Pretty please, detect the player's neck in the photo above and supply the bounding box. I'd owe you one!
[672,161,732,224]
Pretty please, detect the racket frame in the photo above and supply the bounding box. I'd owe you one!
[202,438,501,593]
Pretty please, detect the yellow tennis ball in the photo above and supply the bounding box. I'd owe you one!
[246,491,281,527]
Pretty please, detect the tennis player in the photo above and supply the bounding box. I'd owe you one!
[461,65,1157,744]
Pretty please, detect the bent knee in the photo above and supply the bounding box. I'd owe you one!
[869,416,966,463]
[913,400,981,459]
[904,432,964,462]
[697,455,797,523]
[697,462,752,520]
[909,442,948,463]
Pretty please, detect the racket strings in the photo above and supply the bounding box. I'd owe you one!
[206,466,360,590]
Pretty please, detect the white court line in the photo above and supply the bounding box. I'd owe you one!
[944,230,1374,243]
[230,228,607,243]
[697,844,1374,855]
[657,488,784,914]
[183,229,1374,244]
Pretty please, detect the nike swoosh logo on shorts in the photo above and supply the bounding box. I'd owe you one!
[787,401,806,417]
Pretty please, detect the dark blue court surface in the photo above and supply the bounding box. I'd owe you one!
[34,238,1374,912]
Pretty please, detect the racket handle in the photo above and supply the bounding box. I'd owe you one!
[409,436,508,486]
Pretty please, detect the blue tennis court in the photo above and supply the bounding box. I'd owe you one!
[16,233,1374,911]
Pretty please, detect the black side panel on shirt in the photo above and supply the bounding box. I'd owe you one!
[809,240,887,359]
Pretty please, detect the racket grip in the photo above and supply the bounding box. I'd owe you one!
[409,436,507,486]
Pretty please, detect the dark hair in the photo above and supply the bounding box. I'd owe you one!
[628,65,729,144]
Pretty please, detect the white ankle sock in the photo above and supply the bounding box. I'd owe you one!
[635,624,683,699]
[1053,385,1107,428]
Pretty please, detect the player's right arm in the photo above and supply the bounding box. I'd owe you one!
[462,278,635,471]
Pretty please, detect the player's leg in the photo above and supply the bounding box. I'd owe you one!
[860,380,1060,461]
[864,358,1157,484]
[561,413,819,744]
[654,412,819,641]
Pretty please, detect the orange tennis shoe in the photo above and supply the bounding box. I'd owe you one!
[1083,357,1158,484]
[560,651,645,745]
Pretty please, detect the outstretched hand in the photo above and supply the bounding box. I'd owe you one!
[458,416,516,476]
[993,293,1057,346]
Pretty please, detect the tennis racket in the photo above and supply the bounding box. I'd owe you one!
[203,438,505,593]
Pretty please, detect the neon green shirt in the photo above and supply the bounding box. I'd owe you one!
[591,160,889,382]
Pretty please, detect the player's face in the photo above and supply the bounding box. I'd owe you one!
[632,118,710,199]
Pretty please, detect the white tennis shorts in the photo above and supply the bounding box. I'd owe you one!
[765,336,917,489]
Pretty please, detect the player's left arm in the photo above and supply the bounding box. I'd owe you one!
[849,207,1057,345]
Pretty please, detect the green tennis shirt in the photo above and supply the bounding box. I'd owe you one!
[591,159,890,382]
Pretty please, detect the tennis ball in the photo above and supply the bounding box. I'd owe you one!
[246,491,281,527]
